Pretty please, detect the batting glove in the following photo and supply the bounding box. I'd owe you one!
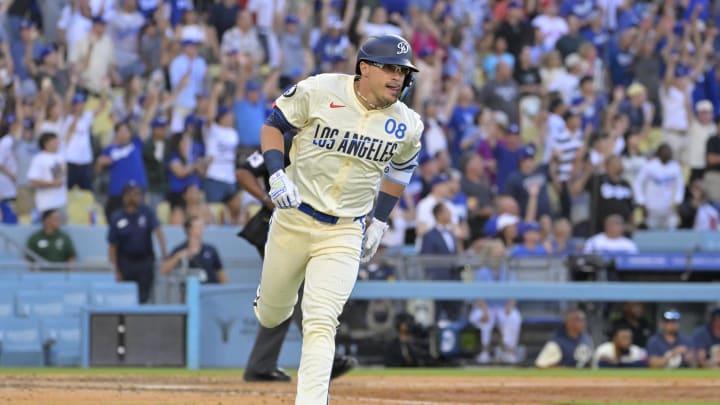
[268,170,301,209]
[360,219,388,263]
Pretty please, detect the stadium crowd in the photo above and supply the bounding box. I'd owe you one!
[1,0,720,368]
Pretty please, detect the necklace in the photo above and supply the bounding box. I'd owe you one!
[354,82,392,110]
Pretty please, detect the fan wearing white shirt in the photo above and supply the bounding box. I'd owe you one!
[27,132,68,217]
[583,215,638,255]
[355,6,406,41]
[204,85,239,203]
[61,92,105,191]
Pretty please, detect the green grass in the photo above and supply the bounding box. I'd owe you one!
[0,367,718,379]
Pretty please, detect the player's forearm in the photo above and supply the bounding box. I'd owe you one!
[374,179,404,222]
[260,124,285,174]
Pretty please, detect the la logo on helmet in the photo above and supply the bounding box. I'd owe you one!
[396,41,410,55]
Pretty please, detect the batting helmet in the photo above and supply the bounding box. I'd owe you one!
[356,35,418,101]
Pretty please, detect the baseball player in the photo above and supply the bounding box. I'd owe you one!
[253,34,423,404]
[237,137,357,382]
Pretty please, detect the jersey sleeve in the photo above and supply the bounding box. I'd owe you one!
[384,114,423,186]
[273,76,317,129]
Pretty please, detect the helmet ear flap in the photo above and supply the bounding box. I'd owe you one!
[400,74,414,102]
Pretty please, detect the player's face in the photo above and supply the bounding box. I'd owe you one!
[367,62,409,104]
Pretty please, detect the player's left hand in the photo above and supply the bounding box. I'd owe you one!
[360,219,388,263]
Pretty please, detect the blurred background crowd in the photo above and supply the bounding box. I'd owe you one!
[1,0,720,252]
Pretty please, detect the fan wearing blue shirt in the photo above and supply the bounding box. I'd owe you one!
[448,87,481,167]
[165,128,206,210]
[96,121,149,222]
[647,309,693,368]
[510,222,550,257]
[234,80,268,158]
[690,307,720,368]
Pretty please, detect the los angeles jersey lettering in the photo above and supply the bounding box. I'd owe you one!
[275,73,423,218]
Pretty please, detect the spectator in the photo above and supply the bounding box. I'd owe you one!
[0,119,19,224]
[469,240,522,365]
[647,309,693,369]
[660,57,696,164]
[621,133,648,187]
[161,215,227,284]
[571,76,605,134]
[633,144,685,230]
[138,18,166,76]
[679,179,720,230]
[483,37,515,82]
[383,313,432,367]
[169,37,207,133]
[206,0,240,43]
[204,99,239,204]
[415,174,453,240]
[447,85,480,166]
[68,16,117,94]
[278,15,307,91]
[33,45,71,97]
[582,215,638,254]
[96,120,149,222]
[107,182,166,304]
[165,128,206,210]
[494,124,526,191]
[514,46,543,100]
[356,6,406,40]
[61,91,105,191]
[543,96,568,164]
[549,217,577,255]
[460,153,494,242]
[592,325,648,368]
[25,208,77,269]
[27,132,67,217]
[688,100,716,183]
[547,53,582,105]
[313,17,351,74]
[536,308,593,368]
[221,10,264,67]
[12,116,39,218]
[607,29,636,88]
[610,302,653,349]
[217,192,243,226]
[704,118,720,202]
[109,0,146,80]
[168,181,214,226]
[532,1,569,51]
[504,144,552,220]
[478,61,520,126]
[555,14,585,59]
[233,73,270,162]
[420,202,461,322]
[549,110,583,218]
[494,1,534,59]
[141,116,169,209]
[511,220,552,256]
[11,20,43,85]
[690,307,720,368]
[574,155,634,235]
[616,83,653,139]
[57,0,93,54]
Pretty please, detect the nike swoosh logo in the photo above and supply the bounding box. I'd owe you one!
[329,102,346,109]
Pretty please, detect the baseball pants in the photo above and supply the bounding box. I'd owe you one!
[255,208,364,405]
[469,305,522,349]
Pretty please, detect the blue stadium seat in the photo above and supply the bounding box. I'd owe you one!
[90,282,139,306]
[0,292,14,318]
[15,290,65,318]
[57,287,89,315]
[41,317,82,366]
[0,318,44,366]
[699,231,720,252]
[633,230,700,253]
[19,272,71,283]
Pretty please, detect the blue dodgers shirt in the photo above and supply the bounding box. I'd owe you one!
[102,137,148,197]
[646,332,692,367]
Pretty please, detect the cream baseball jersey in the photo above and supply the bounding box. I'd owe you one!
[274,73,423,218]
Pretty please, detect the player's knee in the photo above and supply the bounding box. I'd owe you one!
[255,304,294,328]
[301,314,338,337]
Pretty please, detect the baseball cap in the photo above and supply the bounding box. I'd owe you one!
[22,118,34,129]
[675,65,690,78]
[418,151,433,166]
[565,53,582,69]
[430,174,450,187]
[521,144,537,160]
[91,15,106,25]
[184,114,200,131]
[508,1,523,9]
[661,309,681,321]
[507,123,520,135]
[151,116,168,128]
[215,105,232,121]
[71,92,88,105]
[418,47,434,59]
[519,221,541,235]
[285,15,300,25]
[696,100,713,112]
[38,45,55,61]
[122,180,143,194]
[497,214,520,231]
[20,20,33,29]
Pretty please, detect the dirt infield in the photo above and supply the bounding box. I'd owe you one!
[1,372,719,405]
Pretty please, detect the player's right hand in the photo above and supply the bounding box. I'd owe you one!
[268,170,301,209]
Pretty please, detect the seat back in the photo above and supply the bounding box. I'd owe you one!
[15,290,65,318]
[90,282,139,306]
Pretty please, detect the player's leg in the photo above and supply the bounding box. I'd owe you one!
[255,209,310,328]
[468,304,495,364]
[496,306,523,364]
[295,221,363,405]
